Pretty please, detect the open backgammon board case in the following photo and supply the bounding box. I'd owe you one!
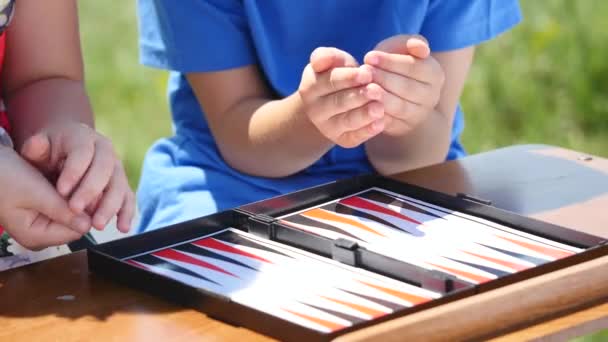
[88,175,608,341]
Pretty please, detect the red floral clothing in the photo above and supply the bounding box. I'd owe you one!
[0,2,9,132]
[0,32,8,240]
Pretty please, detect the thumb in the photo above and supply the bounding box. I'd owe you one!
[21,132,52,168]
[375,34,430,59]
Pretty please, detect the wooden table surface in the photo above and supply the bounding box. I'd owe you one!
[1,144,607,341]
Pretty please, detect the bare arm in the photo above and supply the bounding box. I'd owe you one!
[186,66,332,178]
[365,47,475,175]
[2,0,93,149]
[186,48,380,178]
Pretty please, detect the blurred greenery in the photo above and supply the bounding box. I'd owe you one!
[78,0,607,340]
[572,330,608,342]
[79,0,170,187]
[462,1,608,157]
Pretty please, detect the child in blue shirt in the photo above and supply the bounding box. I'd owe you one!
[137,1,521,232]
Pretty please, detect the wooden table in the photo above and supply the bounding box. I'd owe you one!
[1,144,607,341]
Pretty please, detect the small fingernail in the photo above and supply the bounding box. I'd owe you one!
[119,223,131,233]
[71,214,90,232]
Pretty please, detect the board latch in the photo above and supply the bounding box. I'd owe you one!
[332,238,359,266]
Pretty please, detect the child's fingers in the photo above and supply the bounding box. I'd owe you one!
[370,67,433,105]
[384,95,427,124]
[374,34,430,59]
[336,119,385,148]
[116,190,135,233]
[20,132,52,171]
[311,66,371,98]
[35,217,83,249]
[56,139,95,197]
[68,138,116,213]
[310,47,358,73]
[91,165,128,230]
[3,147,89,234]
[313,83,382,124]
[84,194,104,231]
[325,67,372,93]
[403,36,430,59]
[310,47,337,73]
[85,193,103,217]
[365,51,441,85]
[381,90,426,118]
[328,101,384,140]
[9,212,83,251]
[24,168,91,234]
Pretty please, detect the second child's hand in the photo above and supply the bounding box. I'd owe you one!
[0,146,91,250]
[20,122,134,232]
[364,35,445,137]
[298,47,386,148]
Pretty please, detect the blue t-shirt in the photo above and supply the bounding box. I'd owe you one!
[137,0,521,232]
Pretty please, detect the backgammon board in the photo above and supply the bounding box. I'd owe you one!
[88,174,608,341]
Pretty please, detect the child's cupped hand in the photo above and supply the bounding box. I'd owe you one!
[298,47,386,148]
[364,35,445,136]
[20,122,135,233]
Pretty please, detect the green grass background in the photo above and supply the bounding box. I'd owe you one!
[78,1,607,339]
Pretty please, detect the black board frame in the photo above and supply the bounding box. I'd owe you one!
[88,175,608,341]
